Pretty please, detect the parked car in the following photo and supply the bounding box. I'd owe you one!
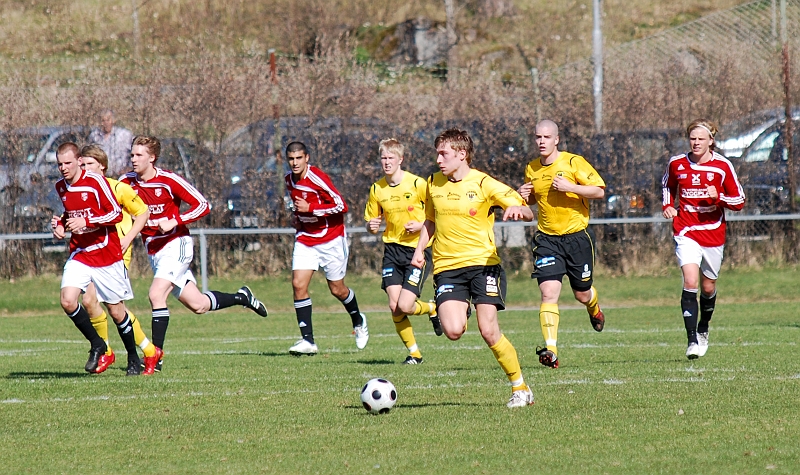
[732,118,800,214]
[717,107,800,158]
[0,126,89,233]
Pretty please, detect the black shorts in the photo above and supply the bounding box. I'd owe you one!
[381,243,432,297]
[531,228,596,292]
[433,264,507,310]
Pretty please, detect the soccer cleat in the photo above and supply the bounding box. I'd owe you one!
[85,347,105,373]
[238,286,268,317]
[353,313,369,349]
[428,300,443,336]
[686,342,700,360]
[697,332,709,357]
[589,307,605,332]
[536,346,559,369]
[126,356,142,376]
[142,346,164,375]
[289,339,319,356]
[507,386,535,408]
[402,355,423,365]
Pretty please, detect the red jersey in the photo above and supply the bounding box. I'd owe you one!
[56,170,123,267]
[121,167,210,255]
[661,152,745,247]
[285,165,348,246]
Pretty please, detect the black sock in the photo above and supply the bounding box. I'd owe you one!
[340,288,363,327]
[67,304,106,350]
[116,313,138,357]
[152,308,170,349]
[698,292,716,333]
[681,289,699,344]
[295,298,314,343]
[204,290,243,311]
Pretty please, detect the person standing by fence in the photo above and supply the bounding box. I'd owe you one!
[517,119,607,370]
[662,119,745,359]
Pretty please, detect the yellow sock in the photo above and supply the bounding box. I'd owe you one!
[489,334,523,388]
[392,315,421,358]
[540,303,560,356]
[586,286,600,317]
[411,300,432,316]
[90,312,112,356]
[129,311,156,358]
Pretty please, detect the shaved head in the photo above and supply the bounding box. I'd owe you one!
[535,119,559,137]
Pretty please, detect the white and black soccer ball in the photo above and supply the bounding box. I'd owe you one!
[360,378,397,415]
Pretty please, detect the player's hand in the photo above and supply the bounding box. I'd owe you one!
[502,206,525,221]
[65,217,87,232]
[706,184,719,201]
[552,176,575,193]
[53,224,66,240]
[158,218,178,233]
[50,215,61,230]
[662,207,678,219]
[517,182,533,201]
[293,197,310,213]
[367,216,382,234]
[404,220,424,233]
[410,249,425,269]
[120,237,133,254]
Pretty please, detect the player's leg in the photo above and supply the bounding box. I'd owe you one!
[128,310,157,359]
[396,247,439,334]
[177,280,268,317]
[568,229,604,332]
[321,236,367,349]
[675,236,704,359]
[470,265,532,407]
[697,244,723,357]
[531,231,566,367]
[82,282,113,357]
[104,301,140,374]
[432,267,472,339]
[60,260,108,373]
[386,284,422,363]
[289,240,320,354]
[92,260,139,374]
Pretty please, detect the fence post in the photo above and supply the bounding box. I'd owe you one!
[199,229,208,293]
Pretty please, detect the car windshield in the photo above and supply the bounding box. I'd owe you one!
[744,130,779,163]
[0,134,48,165]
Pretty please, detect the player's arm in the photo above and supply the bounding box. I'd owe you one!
[118,182,150,252]
[518,163,536,205]
[486,176,534,222]
[306,172,348,217]
[411,219,434,268]
[713,161,746,211]
[160,174,210,233]
[554,157,605,199]
[661,160,679,219]
[364,183,383,234]
[77,175,122,231]
[403,177,428,234]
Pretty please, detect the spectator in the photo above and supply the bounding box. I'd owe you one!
[88,110,134,177]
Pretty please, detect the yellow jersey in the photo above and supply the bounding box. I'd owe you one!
[425,169,526,273]
[524,152,605,235]
[108,177,148,268]
[364,171,431,248]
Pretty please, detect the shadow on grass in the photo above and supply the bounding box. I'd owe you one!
[356,359,395,365]
[6,371,87,379]
[344,402,482,412]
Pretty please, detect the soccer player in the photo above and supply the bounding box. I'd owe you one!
[77,144,161,375]
[284,141,368,356]
[121,136,268,372]
[51,142,124,374]
[517,119,606,369]
[662,119,745,359]
[365,138,440,365]
[411,128,535,408]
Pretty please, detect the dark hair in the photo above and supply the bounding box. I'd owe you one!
[434,128,474,164]
[286,141,308,155]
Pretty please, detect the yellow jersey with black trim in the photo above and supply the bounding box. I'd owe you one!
[364,171,431,248]
[425,169,526,273]
[108,177,148,267]
[524,151,605,236]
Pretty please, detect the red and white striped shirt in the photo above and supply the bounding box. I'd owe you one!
[285,166,348,246]
[56,170,123,267]
[121,167,210,255]
[662,152,745,247]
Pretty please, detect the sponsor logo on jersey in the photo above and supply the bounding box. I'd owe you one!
[404,192,413,200]
[148,203,165,214]
[407,206,415,212]
[432,194,444,199]
[469,208,477,216]
[435,284,454,297]
[677,164,685,171]
[678,174,687,179]
[691,173,701,185]
[535,256,556,268]
[62,196,67,202]
[407,268,422,285]
[556,171,565,177]
[447,192,461,200]
[681,188,709,198]
[390,195,400,201]
[382,267,394,278]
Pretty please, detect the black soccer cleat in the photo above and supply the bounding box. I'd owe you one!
[536,346,559,369]
[402,355,423,365]
[589,308,605,332]
[85,347,104,373]
[126,356,142,376]
[238,286,268,317]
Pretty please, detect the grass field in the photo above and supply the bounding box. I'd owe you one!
[1,268,799,474]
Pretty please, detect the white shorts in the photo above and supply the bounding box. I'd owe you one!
[61,259,133,304]
[292,235,349,281]
[149,235,197,298]
[674,235,724,280]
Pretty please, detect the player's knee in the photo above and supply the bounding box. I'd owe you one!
[396,301,416,316]
[444,327,463,340]
[60,296,77,313]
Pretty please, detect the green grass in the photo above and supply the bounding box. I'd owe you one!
[1,269,799,474]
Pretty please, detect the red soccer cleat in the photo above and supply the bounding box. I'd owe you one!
[142,347,164,376]
[589,308,605,332]
[94,351,115,374]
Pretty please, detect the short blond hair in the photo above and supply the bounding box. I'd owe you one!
[132,135,161,162]
[378,138,405,159]
[687,119,719,150]
[79,144,109,174]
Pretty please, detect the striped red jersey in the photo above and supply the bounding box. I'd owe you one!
[285,165,348,246]
[121,167,210,255]
[56,169,123,267]
[661,152,745,247]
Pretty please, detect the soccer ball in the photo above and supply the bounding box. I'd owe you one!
[360,378,397,414]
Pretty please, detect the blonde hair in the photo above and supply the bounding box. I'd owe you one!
[79,144,109,175]
[434,128,474,164]
[687,119,718,150]
[132,135,161,161]
[378,138,405,159]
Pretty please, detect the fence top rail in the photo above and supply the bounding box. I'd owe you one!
[2,213,799,240]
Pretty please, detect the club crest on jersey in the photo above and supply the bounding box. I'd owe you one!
[81,192,88,201]
[691,173,701,185]
[302,192,308,199]
[155,188,162,197]
[707,172,715,181]
[404,192,413,200]
[466,190,477,201]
